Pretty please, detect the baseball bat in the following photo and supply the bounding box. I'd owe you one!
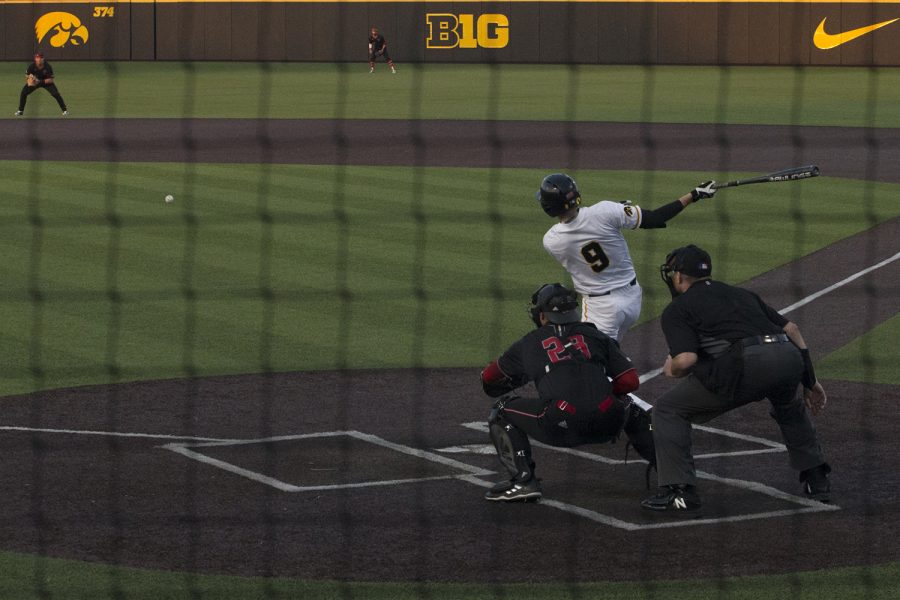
[712,165,820,189]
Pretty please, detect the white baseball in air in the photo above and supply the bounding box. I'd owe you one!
[165,195,174,203]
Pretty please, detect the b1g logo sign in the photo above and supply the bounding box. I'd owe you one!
[426,14,509,49]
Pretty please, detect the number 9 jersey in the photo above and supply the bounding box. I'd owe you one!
[542,200,642,296]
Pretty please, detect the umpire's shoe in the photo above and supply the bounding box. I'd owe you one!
[800,463,831,502]
[485,476,542,502]
[641,484,701,513]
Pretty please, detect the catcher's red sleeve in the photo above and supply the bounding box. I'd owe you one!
[481,359,517,397]
[612,368,639,395]
[481,360,507,386]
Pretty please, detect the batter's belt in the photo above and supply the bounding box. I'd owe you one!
[588,277,637,297]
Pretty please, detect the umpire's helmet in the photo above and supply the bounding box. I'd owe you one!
[660,245,712,298]
[529,283,581,327]
[537,173,581,217]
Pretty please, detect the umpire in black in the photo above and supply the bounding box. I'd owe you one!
[16,52,68,117]
[642,245,830,513]
[480,283,654,502]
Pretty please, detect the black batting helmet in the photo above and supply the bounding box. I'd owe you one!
[537,173,581,217]
[529,283,581,327]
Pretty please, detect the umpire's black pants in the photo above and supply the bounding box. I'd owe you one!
[652,342,827,487]
[19,84,67,113]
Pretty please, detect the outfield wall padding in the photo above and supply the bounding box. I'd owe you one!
[2,1,899,65]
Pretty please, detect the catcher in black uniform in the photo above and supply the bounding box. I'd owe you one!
[368,27,396,74]
[479,283,655,502]
[16,53,68,116]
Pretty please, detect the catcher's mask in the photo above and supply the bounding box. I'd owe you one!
[529,283,581,327]
[660,245,712,298]
[536,173,581,217]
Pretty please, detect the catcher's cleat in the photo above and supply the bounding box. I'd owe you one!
[14,111,23,116]
[484,476,542,502]
[800,464,831,502]
[641,484,701,513]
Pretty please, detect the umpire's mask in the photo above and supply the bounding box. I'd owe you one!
[660,245,712,298]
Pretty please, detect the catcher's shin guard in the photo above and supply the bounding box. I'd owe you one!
[488,407,535,481]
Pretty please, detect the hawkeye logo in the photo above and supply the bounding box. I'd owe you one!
[813,17,899,50]
[36,12,89,48]
[426,14,509,49]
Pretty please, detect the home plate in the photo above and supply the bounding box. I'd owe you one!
[436,444,495,455]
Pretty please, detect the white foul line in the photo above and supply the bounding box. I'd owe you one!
[0,425,240,443]
[779,250,899,314]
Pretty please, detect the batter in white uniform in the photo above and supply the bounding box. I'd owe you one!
[539,173,715,342]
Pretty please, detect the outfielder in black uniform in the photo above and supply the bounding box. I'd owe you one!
[16,53,68,117]
[642,245,830,514]
[480,283,655,502]
[368,27,396,74]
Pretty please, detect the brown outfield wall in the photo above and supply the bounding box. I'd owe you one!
[2,1,900,65]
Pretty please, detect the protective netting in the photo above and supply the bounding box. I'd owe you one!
[3,10,898,600]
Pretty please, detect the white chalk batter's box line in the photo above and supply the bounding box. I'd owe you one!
[457,422,838,529]
[160,430,495,492]
[0,424,838,529]
[160,426,839,530]
[461,421,787,465]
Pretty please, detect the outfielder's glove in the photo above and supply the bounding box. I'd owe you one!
[690,180,716,201]
[26,74,39,87]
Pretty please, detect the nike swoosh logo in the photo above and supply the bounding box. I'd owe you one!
[813,17,900,50]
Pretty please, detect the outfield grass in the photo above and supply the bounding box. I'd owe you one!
[0,160,895,396]
[818,314,900,385]
[0,551,897,600]
[2,61,898,596]
[3,62,900,127]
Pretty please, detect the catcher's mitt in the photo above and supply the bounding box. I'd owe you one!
[26,74,39,87]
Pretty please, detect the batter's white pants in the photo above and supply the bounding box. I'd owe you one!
[581,280,643,342]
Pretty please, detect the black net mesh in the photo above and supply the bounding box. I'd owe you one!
[1,7,897,600]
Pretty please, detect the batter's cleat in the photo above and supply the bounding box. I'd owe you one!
[484,476,542,502]
[369,67,374,74]
[14,111,23,116]
[800,464,831,502]
[391,66,397,74]
[62,110,68,116]
[641,484,701,513]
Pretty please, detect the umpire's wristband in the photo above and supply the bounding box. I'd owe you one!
[799,348,816,390]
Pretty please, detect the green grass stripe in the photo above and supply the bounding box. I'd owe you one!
[818,314,900,385]
[0,161,896,395]
[0,551,897,600]
[2,62,899,127]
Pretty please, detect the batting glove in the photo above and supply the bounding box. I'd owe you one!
[691,181,717,201]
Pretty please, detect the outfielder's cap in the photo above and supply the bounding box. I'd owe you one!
[667,245,712,278]
[34,52,44,58]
